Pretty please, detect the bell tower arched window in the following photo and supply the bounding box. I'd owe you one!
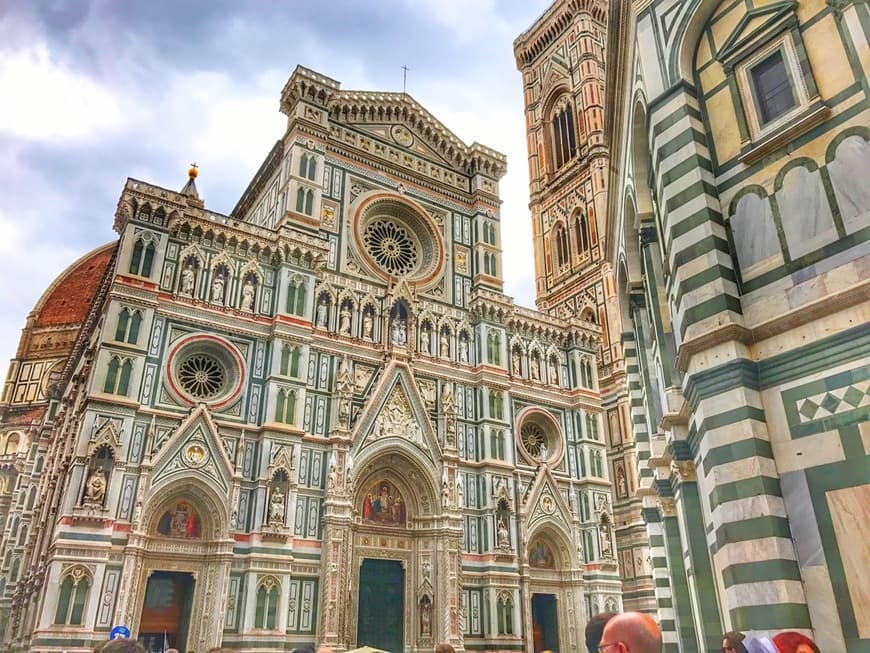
[554,224,569,269]
[551,97,577,169]
[574,213,590,255]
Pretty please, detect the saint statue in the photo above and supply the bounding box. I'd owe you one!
[497,519,510,549]
[316,297,329,328]
[84,468,107,504]
[459,338,469,363]
[211,272,225,303]
[391,319,407,346]
[440,331,450,358]
[420,327,430,354]
[421,599,432,636]
[441,480,450,509]
[512,353,522,376]
[440,383,455,414]
[339,304,351,335]
[180,265,195,295]
[269,488,285,525]
[456,479,464,508]
[530,355,541,381]
[600,522,613,558]
[240,278,256,312]
[362,311,374,340]
[548,357,558,384]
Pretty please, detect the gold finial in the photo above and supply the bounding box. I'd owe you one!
[188,162,199,179]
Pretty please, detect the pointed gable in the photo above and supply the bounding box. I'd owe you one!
[150,405,235,495]
[351,362,441,466]
[716,1,797,64]
[522,464,575,536]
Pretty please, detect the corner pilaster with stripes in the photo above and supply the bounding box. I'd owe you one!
[649,84,809,633]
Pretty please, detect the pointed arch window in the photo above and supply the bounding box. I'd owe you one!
[286,278,307,316]
[296,188,315,215]
[104,357,133,396]
[551,98,577,169]
[497,593,514,635]
[299,153,317,181]
[129,238,155,277]
[487,332,502,366]
[55,571,90,625]
[275,389,296,424]
[115,308,142,344]
[255,579,280,630]
[554,224,569,269]
[574,214,590,255]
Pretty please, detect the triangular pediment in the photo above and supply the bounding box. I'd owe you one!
[717,1,797,64]
[522,464,574,534]
[328,92,506,178]
[150,405,235,495]
[351,362,441,465]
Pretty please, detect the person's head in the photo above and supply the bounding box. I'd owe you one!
[92,639,111,653]
[772,631,820,653]
[165,649,180,653]
[599,612,663,653]
[435,644,456,653]
[723,631,749,653]
[100,639,146,653]
[586,612,618,653]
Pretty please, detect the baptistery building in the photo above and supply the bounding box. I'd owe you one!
[0,65,616,653]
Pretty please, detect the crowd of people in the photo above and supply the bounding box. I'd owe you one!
[92,617,822,653]
[585,611,822,653]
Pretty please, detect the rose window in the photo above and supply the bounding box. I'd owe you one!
[521,423,547,458]
[363,219,419,277]
[178,353,227,400]
[166,335,245,408]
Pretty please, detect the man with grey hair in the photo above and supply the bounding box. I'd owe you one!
[99,639,146,653]
[598,612,663,653]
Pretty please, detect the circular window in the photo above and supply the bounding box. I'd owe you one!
[521,422,547,458]
[178,353,227,400]
[516,409,564,465]
[165,335,245,408]
[363,219,419,276]
[353,194,444,287]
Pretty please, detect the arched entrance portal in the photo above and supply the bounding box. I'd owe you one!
[523,529,585,653]
[319,450,464,653]
[114,480,233,652]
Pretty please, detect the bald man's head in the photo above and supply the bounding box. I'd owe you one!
[599,612,662,653]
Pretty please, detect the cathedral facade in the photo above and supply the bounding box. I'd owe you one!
[0,65,617,653]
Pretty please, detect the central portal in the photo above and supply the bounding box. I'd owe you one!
[357,558,404,653]
[532,593,559,653]
[138,571,195,653]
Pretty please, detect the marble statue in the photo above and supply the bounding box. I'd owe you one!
[211,272,225,303]
[84,469,107,504]
[180,265,195,295]
[241,279,255,312]
[339,304,351,335]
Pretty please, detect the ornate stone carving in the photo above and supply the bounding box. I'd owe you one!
[670,459,696,482]
[373,389,421,443]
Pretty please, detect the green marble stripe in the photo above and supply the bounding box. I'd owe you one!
[722,558,802,589]
[660,154,714,193]
[702,435,773,477]
[654,127,708,169]
[679,293,743,339]
[758,323,870,388]
[740,224,870,294]
[663,516,699,651]
[709,475,783,512]
[714,515,791,551]
[701,404,766,434]
[647,79,698,118]
[665,202,724,251]
[671,233,730,271]
[730,603,812,631]
[664,179,720,219]
[653,103,704,138]
[684,358,759,411]
[672,264,737,309]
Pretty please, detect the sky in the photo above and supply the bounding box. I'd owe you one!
[0,0,554,370]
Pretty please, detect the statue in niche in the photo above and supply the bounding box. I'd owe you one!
[180,265,196,295]
[548,357,558,384]
[512,352,522,376]
[344,453,354,488]
[596,493,609,513]
[391,318,407,346]
[440,331,450,358]
[497,518,510,549]
[440,384,455,414]
[420,325,430,354]
[456,478,464,508]
[339,304,352,335]
[269,488,285,525]
[616,464,627,498]
[83,468,107,505]
[240,278,256,312]
[459,337,469,363]
[599,521,613,559]
[530,355,541,381]
[211,271,225,303]
[362,309,374,340]
[420,596,433,637]
[316,297,329,328]
[441,480,450,509]
[422,559,431,583]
